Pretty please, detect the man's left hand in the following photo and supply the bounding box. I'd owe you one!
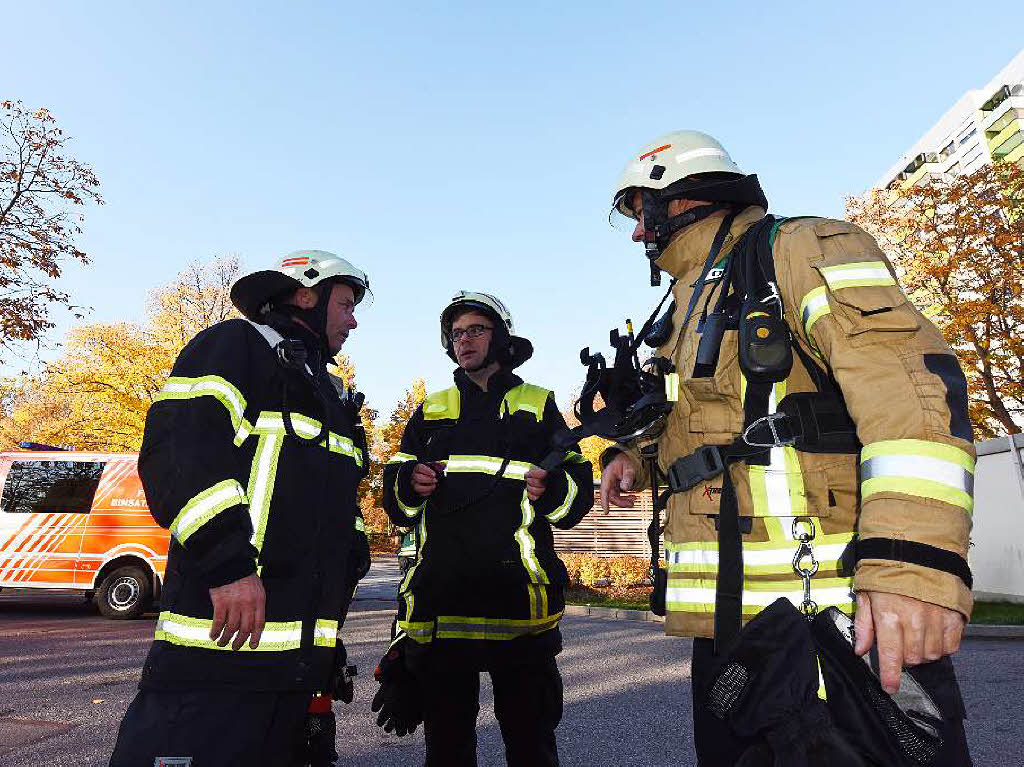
[854,590,966,695]
[525,467,548,502]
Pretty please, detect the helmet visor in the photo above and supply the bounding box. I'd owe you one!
[609,190,640,234]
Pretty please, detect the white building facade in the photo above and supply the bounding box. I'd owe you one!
[877,49,1024,189]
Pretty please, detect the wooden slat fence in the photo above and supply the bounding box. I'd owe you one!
[551,482,663,558]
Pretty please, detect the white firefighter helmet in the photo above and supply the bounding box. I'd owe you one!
[439,290,533,368]
[230,249,372,321]
[609,129,770,228]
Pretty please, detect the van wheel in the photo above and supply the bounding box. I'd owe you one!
[94,566,151,619]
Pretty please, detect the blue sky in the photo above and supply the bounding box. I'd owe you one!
[5,1,1022,417]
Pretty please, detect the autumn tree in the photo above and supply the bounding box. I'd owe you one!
[0,100,103,354]
[847,161,1024,436]
[327,354,380,523]
[562,390,610,479]
[367,379,427,532]
[0,255,239,450]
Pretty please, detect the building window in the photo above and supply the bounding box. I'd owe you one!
[940,141,956,159]
[1,460,105,515]
[957,128,977,146]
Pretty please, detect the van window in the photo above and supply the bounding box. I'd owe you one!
[1,460,105,515]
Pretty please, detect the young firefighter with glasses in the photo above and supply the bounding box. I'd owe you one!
[372,291,594,767]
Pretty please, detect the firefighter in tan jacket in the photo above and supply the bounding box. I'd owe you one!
[601,131,973,766]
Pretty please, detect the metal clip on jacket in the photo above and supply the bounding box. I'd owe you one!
[741,412,798,448]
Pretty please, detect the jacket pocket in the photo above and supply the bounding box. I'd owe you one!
[680,332,745,441]
[809,223,919,338]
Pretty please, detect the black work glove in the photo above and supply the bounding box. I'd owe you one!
[370,635,423,737]
[350,528,371,583]
[294,710,338,767]
[330,642,357,703]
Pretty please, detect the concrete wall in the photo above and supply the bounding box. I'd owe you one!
[971,433,1024,603]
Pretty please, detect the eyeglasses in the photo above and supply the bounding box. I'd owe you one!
[450,324,493,343]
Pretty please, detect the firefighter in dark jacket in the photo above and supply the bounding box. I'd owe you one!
[109,250,373,767]
[373,291,594,767]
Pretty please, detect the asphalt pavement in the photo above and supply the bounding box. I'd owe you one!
[1,562,1022,766]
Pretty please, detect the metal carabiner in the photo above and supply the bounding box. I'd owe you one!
[741,412,797,448]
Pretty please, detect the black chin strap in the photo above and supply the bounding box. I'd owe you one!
[641,189,730,285]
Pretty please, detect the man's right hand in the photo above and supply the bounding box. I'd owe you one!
[209,572,265,650]
[600,453,637,512]
[410,463,440,497]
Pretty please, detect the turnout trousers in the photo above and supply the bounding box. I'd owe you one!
[690,638,973,767]
[108,688,311,767]
[417,655,563,767]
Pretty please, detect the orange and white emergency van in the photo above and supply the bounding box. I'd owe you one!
[0,447,168,619]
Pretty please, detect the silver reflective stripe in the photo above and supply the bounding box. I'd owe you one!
[388,452,417,464]
[515,489,549,584]
[171,480,247,543]
[665,585,854,608]
[667,541,852,567]
[544,472,578,523]
[861,455,974,496]
[247,432,284,553]
[154,612,339,651]
[444,456,532,479]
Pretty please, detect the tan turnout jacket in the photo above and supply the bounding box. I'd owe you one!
[615,207,975,639]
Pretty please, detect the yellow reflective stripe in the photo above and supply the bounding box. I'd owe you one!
[393,475,425,519]
[665,534,854,576]
[155,612,338,650]
[860,440,974,513]
[157,375,253,446]
[527,583,548,620]
[354,516,365,532]
[423,387,460,420]
[247,432,284,558]
[388,452,417,464]
[544,471,578,523]
[800,286,831,339]
[515,489,549,584]
[816,655,827,700]
[819,261,896,290]
[444,455,533,480]
[434,611,562,641]
[502,383,550,420]
[253,412,364,468]
[666,578,854,615]
[313,619,340,647]
[170,479,248,543]
[399,515,427,609]
[743,380,807,518]
[562,451,587,465]
[398,620,434,644]
[665,372,680,402]
[861,439,974,469]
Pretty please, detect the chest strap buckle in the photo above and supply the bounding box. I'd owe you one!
[666,446,725,494]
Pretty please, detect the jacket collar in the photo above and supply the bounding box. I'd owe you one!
[453,366,522,399]
[655,206,767,279]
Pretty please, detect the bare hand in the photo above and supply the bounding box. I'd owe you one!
[411,463,439,496]
[209,572,266,650]
[525,467,548,502]
[600,453,636,512]
[854,591,965,694]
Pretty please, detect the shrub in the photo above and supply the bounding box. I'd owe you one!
[607,556,650,587]
[559,553,586,586]
[578,556,611,586]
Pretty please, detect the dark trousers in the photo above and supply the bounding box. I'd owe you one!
[417,656,563,767]
[109,688,311,767]
[691,638,972,767]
